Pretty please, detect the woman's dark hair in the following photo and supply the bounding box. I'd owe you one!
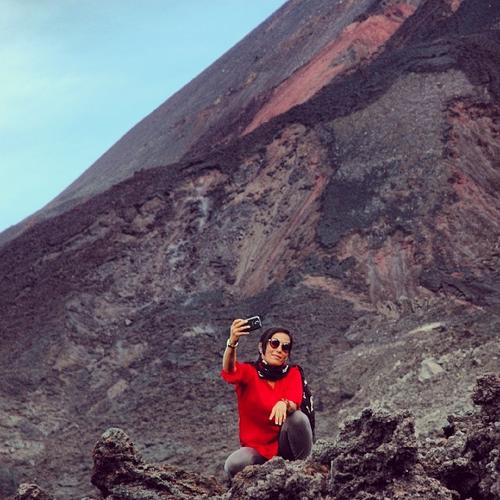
[259,327,293,356]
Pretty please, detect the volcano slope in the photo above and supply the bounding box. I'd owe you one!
[0,0,423,246]
[0,0,499,497]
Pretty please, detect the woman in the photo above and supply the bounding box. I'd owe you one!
[221,318,313,480]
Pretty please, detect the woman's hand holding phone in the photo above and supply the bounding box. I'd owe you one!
[229,318,251,344]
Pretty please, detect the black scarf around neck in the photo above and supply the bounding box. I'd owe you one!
[253,357,290,381]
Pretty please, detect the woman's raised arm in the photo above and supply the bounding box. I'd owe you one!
[222,318,250,372]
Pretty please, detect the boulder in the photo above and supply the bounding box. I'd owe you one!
[421,373,500,499]
[91,427,224,499]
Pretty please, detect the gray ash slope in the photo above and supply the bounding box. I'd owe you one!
[1,0,500,498]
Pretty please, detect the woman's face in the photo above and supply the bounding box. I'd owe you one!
[263,332,291,366]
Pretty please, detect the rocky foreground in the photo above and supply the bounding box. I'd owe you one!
[15,374,499,500]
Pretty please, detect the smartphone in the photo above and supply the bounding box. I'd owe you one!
[245,316,262,332]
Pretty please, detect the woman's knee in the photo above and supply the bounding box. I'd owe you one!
[284,410,310,432]
[224,447,266,478]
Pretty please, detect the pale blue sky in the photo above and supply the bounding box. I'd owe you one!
[0,0,286,233]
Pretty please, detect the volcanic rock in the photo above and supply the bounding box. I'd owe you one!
[310,409,456,499]
[316,409,418,492]
[90,427,224,499]
[421,373,500,499]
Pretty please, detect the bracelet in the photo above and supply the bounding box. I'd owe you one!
[226,338,239,349]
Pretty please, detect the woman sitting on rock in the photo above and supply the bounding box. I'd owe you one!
[221,319,313,480]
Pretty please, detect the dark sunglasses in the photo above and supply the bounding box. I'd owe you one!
[268,338,291,353]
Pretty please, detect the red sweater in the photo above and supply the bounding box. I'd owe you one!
[221,362,303,459]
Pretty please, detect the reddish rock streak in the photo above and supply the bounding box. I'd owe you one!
[244,4,416,135]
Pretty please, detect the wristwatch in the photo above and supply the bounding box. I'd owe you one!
[226,338,239,349]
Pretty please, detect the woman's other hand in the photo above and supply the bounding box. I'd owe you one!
[229,318,250,344]
[269,400,287,425]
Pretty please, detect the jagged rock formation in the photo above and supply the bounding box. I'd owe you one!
[15,374,499,499]
[91,428,224,499]
[421,373,500,499]
[1,0,500,497]
[314,409,421,496]
[229,409,454,500]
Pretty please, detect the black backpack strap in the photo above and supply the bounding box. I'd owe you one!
[294,365,315,441]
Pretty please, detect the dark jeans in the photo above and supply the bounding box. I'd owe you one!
[224,410,313,479]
